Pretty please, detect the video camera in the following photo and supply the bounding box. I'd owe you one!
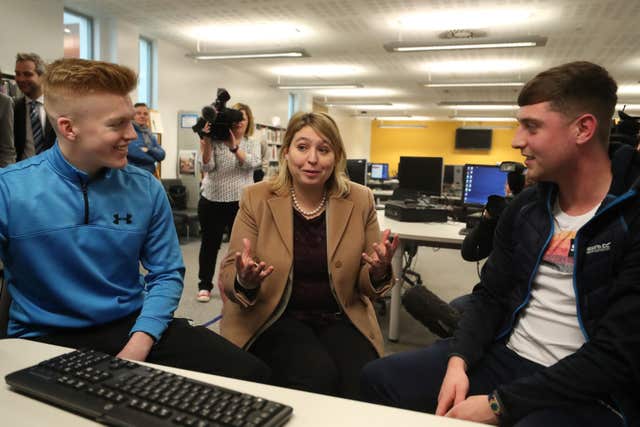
[192,88,244,141]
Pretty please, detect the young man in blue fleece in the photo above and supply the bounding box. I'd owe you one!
[362,62,640,426]
[0,58,268,382]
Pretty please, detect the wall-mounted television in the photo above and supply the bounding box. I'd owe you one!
[455,128,493,150]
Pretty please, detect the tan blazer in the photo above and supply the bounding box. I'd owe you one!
[220,180,393,356]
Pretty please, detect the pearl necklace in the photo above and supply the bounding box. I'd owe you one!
[290,187,326,217]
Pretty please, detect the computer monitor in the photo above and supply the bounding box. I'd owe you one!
[462,164,508,206]
[397,156,443,197]
[346,159,367,185]
[370,163,389,180]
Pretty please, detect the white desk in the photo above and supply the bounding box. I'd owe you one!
[377,211,465,341]
[0,339,481,426]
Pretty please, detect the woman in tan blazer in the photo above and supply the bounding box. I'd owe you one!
[220,112,398,399]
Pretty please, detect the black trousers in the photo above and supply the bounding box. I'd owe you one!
[197,197,239,291]
[31,310,270,383]
[249,315,378,400]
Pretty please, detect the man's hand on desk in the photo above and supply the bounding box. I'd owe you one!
[444,395,499,425]
[116,331,154,362]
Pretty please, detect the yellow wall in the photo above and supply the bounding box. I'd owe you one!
[370,120,524,176]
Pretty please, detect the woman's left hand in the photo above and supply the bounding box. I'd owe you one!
[362,229,399,281]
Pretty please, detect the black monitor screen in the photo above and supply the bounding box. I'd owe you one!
[346,159,367,185]
[370,163,389,180]
[455,128,492,149]
[462,164,508,206]
[397,156,443,196]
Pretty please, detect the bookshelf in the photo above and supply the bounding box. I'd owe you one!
[255,123,285,178]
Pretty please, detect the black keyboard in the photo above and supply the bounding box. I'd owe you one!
[5,348,293,427]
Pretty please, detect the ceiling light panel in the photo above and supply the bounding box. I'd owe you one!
[385,37,546,53]
[423,59,534,74]
[451,117,517,122]
[375,116,437,121]
[424,82,524,88]
[326,103,413,110]
[616,104,640,111]
[271,65,365,78]
[618,85,640,95]
[315,88,396,97]
[275,83,363,90]
[440,103,518,111]
[189,23,309,44]
[188,50,308,60]
[391,8,535,31]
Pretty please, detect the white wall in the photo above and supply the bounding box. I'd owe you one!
[329,109,372,160]
[0,0,64,74]
[156,41,289,178]
[93,17,290,178]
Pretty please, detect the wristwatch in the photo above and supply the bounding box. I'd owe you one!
[487,390,504,418]
[229,145,239,153]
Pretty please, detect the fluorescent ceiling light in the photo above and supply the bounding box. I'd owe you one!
[190,23,308,44]
[393,8,533,31]
[325,102,413,111]
[378,123,428,129]
[385,37,546,53]
[616,104,640,110]
[375,116,436,121]
[187,49,308,60]
[451,117,517,122]
[439,102,518,111]
[424,82,524,88]
[275,83,363,90]
[326,102,392,107]
[64,27,71,34]
[424,59,533,74]
[316,88,395,97]
[618,85,640,95]
[271,64,364,78]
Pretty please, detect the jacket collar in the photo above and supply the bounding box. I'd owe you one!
[46,142,113,184]
[266,188,354,260]
[535,142,640,211]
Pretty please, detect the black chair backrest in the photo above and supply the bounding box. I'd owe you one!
[168,185,187,210]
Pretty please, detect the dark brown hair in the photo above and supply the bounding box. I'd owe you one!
[518,61,617,145]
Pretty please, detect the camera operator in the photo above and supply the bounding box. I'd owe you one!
[196,102,261,302]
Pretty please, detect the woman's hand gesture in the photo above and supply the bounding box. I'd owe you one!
[235,238,274,288]
[361,229,399,281]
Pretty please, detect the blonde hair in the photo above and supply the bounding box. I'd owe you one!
[270,112,350,198]
[43,58,137,117]
[232,102,254,137]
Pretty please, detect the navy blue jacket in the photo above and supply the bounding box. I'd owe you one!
[450,143,640,425]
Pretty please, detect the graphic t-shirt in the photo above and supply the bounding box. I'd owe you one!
[507,200,599,366]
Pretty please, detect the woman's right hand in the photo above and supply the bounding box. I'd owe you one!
[235,238,274,288]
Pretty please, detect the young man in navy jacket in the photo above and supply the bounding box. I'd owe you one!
[362,61,640,426]
[0,58,268,382]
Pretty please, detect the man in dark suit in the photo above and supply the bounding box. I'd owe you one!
[13,53,56,161]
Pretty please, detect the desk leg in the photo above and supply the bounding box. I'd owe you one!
[388,239,404,342]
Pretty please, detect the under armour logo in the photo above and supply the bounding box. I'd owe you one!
[113,213,132,224]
